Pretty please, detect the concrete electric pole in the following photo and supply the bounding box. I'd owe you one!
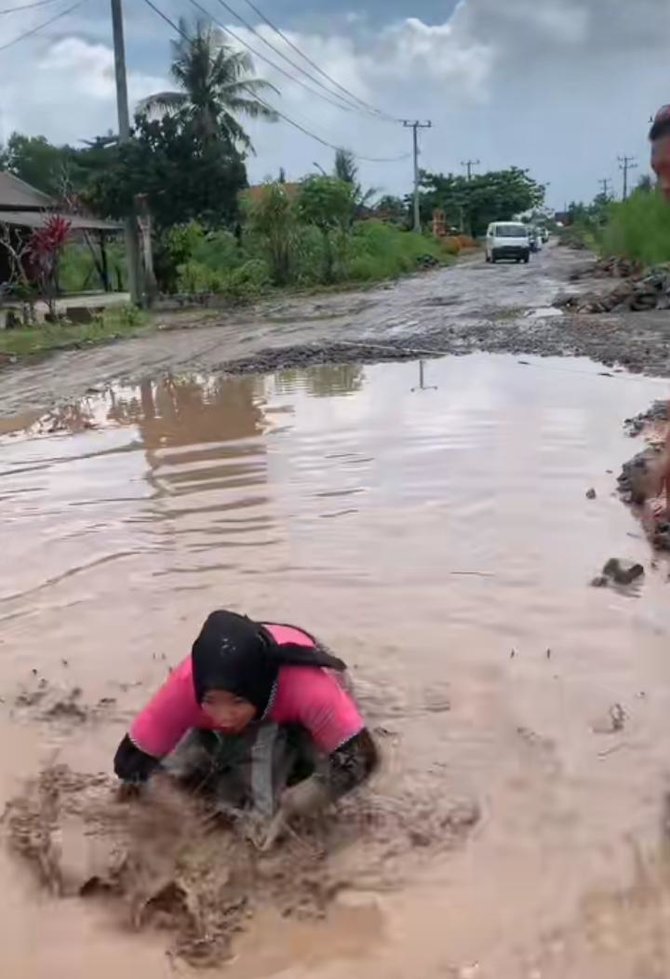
[403,120,432,233]
[111,0,142,305]
[598,177,612,198]
[461,159,480,180]
[617,155,638,201]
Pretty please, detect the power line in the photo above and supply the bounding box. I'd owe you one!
[141,0,408,163]
[207,0,395,121]
[0,0,86,51]
[239,0,399,122]
[0,0,61,15]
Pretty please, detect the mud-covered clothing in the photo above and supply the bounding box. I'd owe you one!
[114,725,376,819]
[114,620,375,817]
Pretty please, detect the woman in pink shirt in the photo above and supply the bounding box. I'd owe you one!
[114,610,377,846]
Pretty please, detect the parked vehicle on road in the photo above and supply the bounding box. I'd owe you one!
[485,222,530,264]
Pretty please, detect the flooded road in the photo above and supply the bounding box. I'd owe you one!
[1,351,670,977]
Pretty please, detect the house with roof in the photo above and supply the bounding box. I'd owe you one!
[0,170,121,294]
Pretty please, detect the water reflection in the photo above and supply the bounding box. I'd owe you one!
[273,363,364,398]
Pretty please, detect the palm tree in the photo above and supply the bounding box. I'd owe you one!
[333,148,377,212]
[334,148,358,185]
[138,18,278,152]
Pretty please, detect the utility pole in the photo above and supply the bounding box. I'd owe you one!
[461,159,480,180]
[617,155,638,201]
[111,0,142,306]
[403,120,432,233]
[598,177,612,198]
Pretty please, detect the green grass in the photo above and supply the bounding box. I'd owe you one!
[0,223,457,365]
[346,222,452,282]
[599,191,670,265]
[0,307,150,359]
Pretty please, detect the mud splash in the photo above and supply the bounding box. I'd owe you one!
[4,764,477,967]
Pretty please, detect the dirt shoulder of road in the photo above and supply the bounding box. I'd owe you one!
[0,255,465,368]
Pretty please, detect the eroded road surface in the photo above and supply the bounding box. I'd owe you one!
[2,243,670,422]
[2,247,670,979]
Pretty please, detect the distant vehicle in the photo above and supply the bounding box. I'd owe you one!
[485,222,530,264]
[541,228,550,243]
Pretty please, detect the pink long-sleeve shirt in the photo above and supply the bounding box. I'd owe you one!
[130,623,364,759]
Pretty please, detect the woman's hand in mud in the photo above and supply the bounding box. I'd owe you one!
[256,777,331,851]
[117,781,143,801]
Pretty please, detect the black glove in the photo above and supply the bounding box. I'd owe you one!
[113,734,159,783]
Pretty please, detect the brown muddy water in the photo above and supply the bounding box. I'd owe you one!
[2,352,670,979]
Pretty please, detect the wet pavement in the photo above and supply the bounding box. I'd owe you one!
[2,348,670,977]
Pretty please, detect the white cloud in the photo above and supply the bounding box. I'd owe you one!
[2,0,669,205]
[1,34,166,145]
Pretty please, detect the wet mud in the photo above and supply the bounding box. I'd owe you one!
[4,763,478,967]
[617,399,670,551]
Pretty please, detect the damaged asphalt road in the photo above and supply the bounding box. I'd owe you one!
[1,244,669,419]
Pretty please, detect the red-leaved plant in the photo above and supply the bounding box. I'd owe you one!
[27,215,71,319]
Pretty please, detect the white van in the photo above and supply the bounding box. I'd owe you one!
[485,222,530,264]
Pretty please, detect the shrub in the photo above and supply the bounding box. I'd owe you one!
[158,222,241,293]
[176,257,270,301]
[345,222,448,281]
[599,191,670,266]
[222,259,271,300]
[244,183,299,285]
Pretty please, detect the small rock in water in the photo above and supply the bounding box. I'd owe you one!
[593,703,626,734]
[602,558,644,585]
[590,575,609,588]
[586,488,597,500]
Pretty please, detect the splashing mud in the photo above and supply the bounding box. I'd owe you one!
[4,764,477,967]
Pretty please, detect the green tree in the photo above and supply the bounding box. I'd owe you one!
[334,148,357,184]
[297,176,355,282]
[0,133,80,197]
[83,114,247,232]
[374,194,409,225]
[244,182,298,285]
[138,18,277,151]
[419,167,545,237]
[333,147,376,215]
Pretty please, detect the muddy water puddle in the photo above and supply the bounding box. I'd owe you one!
[2,352,670,978]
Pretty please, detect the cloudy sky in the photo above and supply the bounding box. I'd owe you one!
[1,0,668,208]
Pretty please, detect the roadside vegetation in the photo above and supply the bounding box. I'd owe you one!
[599,189,670,265]
[0,306,148,360]
[560,181,670,266]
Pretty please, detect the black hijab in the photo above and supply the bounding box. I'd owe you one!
[191,610,346,716]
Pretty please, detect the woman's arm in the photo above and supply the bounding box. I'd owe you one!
[113,660,197,783]
[114,733,160,783]
[327,728,379,798]
[260,728,378,849]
